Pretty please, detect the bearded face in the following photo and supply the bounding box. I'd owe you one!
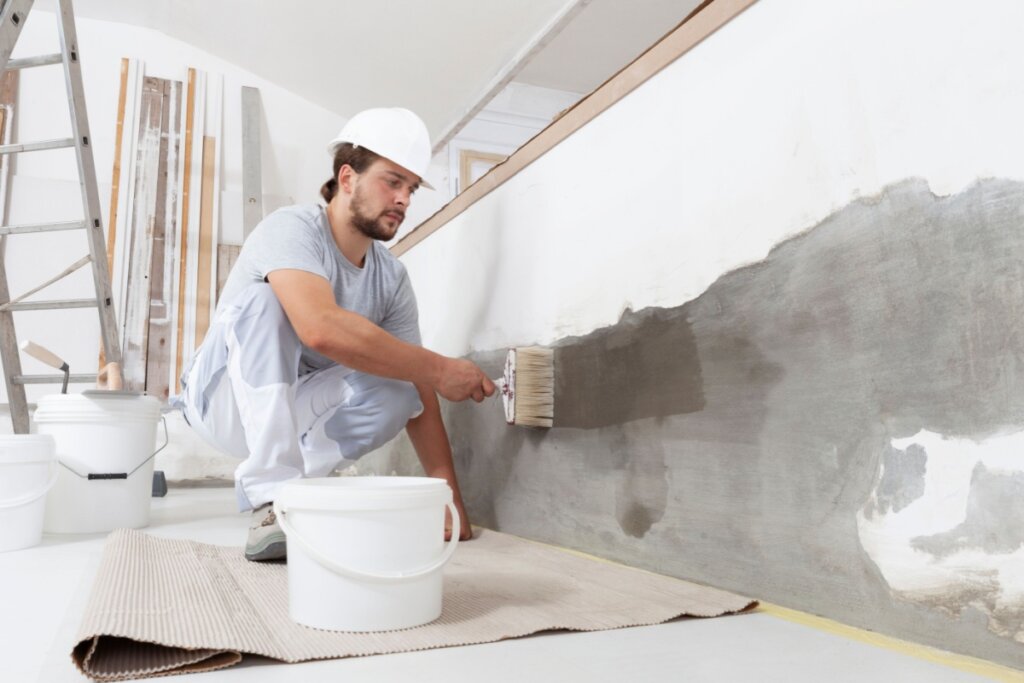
[349,180,404,241]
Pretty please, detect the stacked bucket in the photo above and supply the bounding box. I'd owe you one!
[0,393,162,551]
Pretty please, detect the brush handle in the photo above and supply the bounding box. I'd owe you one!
[20,340,66,370]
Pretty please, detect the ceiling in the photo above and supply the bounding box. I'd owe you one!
[37,0,703,143]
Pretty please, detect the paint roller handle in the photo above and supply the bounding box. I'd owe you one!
[96,362,124,391]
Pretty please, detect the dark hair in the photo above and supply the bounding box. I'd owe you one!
[320,143,383,203]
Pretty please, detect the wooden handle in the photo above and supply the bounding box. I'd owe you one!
[19,340,66,370]
[96,362,124,391]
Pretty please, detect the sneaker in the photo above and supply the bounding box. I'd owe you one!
[245,503,286,561]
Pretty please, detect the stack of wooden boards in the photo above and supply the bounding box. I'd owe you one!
[105,59,238,400]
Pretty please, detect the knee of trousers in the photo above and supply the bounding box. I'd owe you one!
[324,377,423,457]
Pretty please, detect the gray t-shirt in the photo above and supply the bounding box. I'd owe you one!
[219,204,421,375]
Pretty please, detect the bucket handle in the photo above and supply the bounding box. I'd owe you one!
[273,500,461,584]
[0,459,59,509]
[59,415,169,480]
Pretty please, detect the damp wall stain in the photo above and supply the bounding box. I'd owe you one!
[392,177,1024,668]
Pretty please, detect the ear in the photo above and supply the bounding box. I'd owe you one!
[337,164,357,195]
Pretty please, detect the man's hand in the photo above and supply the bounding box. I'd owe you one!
[437,358,495,403]
[446,499,473,541]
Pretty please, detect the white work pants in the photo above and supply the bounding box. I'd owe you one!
[174,283,423,510]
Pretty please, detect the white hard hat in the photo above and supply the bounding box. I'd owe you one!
[326,107,434,190]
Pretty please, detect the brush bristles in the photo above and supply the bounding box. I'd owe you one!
[512,346,554,428]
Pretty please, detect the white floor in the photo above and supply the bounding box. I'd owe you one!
[0,488,1002,683]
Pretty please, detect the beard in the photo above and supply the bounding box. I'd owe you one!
[350,185,403,241]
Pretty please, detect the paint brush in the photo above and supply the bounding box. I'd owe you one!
[493,346,554,428]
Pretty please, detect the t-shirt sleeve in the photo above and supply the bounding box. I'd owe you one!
[248,210,328,282]
[383,270,422,346]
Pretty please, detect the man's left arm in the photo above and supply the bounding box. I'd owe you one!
[406,383,473,540]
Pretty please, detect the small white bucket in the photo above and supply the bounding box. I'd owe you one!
[0,435,57,552]
[34,393,165,534]
[274,476,460,632]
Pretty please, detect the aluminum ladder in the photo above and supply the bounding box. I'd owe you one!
[0,0,120,433]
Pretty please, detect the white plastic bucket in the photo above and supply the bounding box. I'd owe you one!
[274,476,460,632]
[0,435,57,552]
[34,393,164,534]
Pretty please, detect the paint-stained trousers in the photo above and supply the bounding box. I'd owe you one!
[173,283,423,511]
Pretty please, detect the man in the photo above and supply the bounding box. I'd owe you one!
[172,107,495,561]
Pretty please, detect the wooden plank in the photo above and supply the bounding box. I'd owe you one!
[390,0,758,258]
[241,86,262,240]
[216,244,240,301]
[121,76,165,392]
[98,58,129,369]
[173,68,196,395]
[180,71,206,382]
[194,135,214,348]
[206,74,223,313]
[106,58,129,281]
[113,59,143,368]
[143,77,182,403]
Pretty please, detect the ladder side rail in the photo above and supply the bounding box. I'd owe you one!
[0,256,29,432]
[0,0,35,74]
[55,0,121,364]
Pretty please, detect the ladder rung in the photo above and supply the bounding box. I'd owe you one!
[0,138,76,155]
[0,220,86,236]
[13,374,98,385]
[3,299,97,311]
[5,53,62,70]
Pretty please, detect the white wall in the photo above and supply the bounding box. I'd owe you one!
[400,0,1024,357]
[393,0,1024,644]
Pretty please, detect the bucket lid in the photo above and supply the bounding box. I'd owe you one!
[278,476,453,512]
[0,434,55,463]
[34,393,162,422]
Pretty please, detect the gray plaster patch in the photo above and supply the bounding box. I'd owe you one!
[870,443,928,516]
[912,463,1024,558]
[417,177,1024,668]
[553,308,704,429]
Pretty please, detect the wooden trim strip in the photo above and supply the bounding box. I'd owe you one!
[106,57,129,280]
[98,58,128,369]
[194,135,215,349]
[174,68,196,394]
[391,0,758,258]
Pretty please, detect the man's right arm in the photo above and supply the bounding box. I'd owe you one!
[267,269,493,402]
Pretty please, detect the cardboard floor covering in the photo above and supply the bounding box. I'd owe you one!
[72,528,757,680]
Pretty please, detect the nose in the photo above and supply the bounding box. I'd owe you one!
[395,187,411,208]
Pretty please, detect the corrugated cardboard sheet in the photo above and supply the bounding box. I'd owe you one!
[73,529,757,680]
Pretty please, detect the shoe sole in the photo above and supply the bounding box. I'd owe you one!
[245,532,287,562]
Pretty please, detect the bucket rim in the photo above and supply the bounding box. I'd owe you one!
[0,435,55,464]
[0,451,55,464]
[34,393,162,418]
[278,476,453,512]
